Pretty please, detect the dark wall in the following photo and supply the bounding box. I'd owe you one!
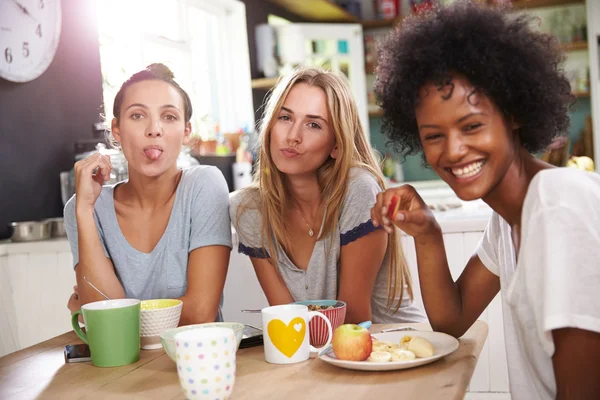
[0,0,103,239]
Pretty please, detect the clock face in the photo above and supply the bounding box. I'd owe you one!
[0,0,62,82]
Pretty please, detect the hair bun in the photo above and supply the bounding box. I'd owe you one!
[145,63,175,80]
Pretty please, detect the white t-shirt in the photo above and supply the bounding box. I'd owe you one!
[477,168,600,400]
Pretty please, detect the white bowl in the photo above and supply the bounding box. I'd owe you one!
[140,299,183,350]
[160,322,244,362]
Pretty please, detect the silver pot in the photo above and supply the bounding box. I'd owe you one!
[9,221,52,242]
[45,217,67,238]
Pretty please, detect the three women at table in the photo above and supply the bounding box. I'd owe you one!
[370,3,600,399]
[65,63,232,325]
[230,67,425,324]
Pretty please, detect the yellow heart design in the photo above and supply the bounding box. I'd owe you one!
[267,317,306,358]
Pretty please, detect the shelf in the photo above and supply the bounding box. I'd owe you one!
[561,41,588,51]
[266,0,357,22]
[362,17,402,30]
[574,91,590,98]
[267,0,585,25]
[251,77,279,90]
[511,0,584,9]
[368,105,383,117]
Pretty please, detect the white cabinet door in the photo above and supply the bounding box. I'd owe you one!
[0,250,75,357]
[221,238,269,328]
[400,230,509,395]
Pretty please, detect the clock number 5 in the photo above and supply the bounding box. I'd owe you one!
[23,42,30,58]
[4,48,12,64]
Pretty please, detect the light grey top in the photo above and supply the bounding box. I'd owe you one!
[230,167,426,323]
[64,166,232,321]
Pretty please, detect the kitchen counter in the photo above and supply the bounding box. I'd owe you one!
[387,178,492,234]
[0,204,491,256]
[0,238,70,256]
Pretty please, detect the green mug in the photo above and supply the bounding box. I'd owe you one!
[71,299,141,367]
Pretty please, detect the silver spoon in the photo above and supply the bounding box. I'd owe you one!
[83,276,111,300]
[241,309,261,313]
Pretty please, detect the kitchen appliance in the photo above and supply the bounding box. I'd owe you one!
[45,217,67,238]
[9,221,52,242]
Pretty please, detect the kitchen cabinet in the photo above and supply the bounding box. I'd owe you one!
[0,240,75,358]
[252,21,370,138]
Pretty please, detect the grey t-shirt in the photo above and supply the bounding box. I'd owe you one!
[64,166,232,321]
[230,167,425,323]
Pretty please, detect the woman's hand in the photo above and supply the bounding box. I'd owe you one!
[371,184,440,238]
[74,153,112,211]
[67,285,84,323]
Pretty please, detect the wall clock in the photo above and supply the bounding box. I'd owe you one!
[0,0,62,82]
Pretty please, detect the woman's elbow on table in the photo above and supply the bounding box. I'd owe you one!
[177,296,220,325]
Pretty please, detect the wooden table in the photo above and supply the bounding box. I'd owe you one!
[0,321,487,399]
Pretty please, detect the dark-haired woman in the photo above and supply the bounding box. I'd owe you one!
[65,64,232,325]
[370,3,600,399]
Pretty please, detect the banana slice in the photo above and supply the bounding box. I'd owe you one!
[367,351,392,362]
[372,342,391,352]
[400,336,434,358]
[386,343,400,350]
[390,349,416,361]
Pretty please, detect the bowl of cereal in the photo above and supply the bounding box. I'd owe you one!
[294,300,346,347]
[140,299,183,350]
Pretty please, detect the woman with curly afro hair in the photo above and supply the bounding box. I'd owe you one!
[370,2,600,399]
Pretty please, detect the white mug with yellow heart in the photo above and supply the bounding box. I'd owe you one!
[261,304,333,364]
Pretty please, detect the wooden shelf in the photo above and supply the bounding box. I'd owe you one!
[251,77,279,90]
[511,0,584,10]
[574,91,590,98]
[267,0,585,25]
[362,17,402,30]
[266,0,357,22]
[561,41,588,52]
[368,105,383,117]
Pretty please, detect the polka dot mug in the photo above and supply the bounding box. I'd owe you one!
[175,327,236,400]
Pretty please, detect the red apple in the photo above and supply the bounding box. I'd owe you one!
[387,195,401,220]
[332,324,372,361]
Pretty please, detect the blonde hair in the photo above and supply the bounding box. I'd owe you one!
[238,66,413,310]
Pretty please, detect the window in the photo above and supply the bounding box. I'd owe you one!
[94,0,254,139]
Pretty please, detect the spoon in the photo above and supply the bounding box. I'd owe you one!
[243,301,347,313]
[83,276,111,300]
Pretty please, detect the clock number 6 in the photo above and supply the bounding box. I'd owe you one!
[4,48,12,64]
[23,42,30,58]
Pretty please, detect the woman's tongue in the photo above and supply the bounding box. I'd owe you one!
[144,148,163,160]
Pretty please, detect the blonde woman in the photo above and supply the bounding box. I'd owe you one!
[231,67,425,324]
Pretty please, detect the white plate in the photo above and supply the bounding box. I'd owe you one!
[318,331,459,371]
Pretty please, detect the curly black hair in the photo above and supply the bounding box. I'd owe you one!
[374,1,575,159]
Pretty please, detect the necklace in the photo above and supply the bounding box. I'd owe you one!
[295,207,314,237]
